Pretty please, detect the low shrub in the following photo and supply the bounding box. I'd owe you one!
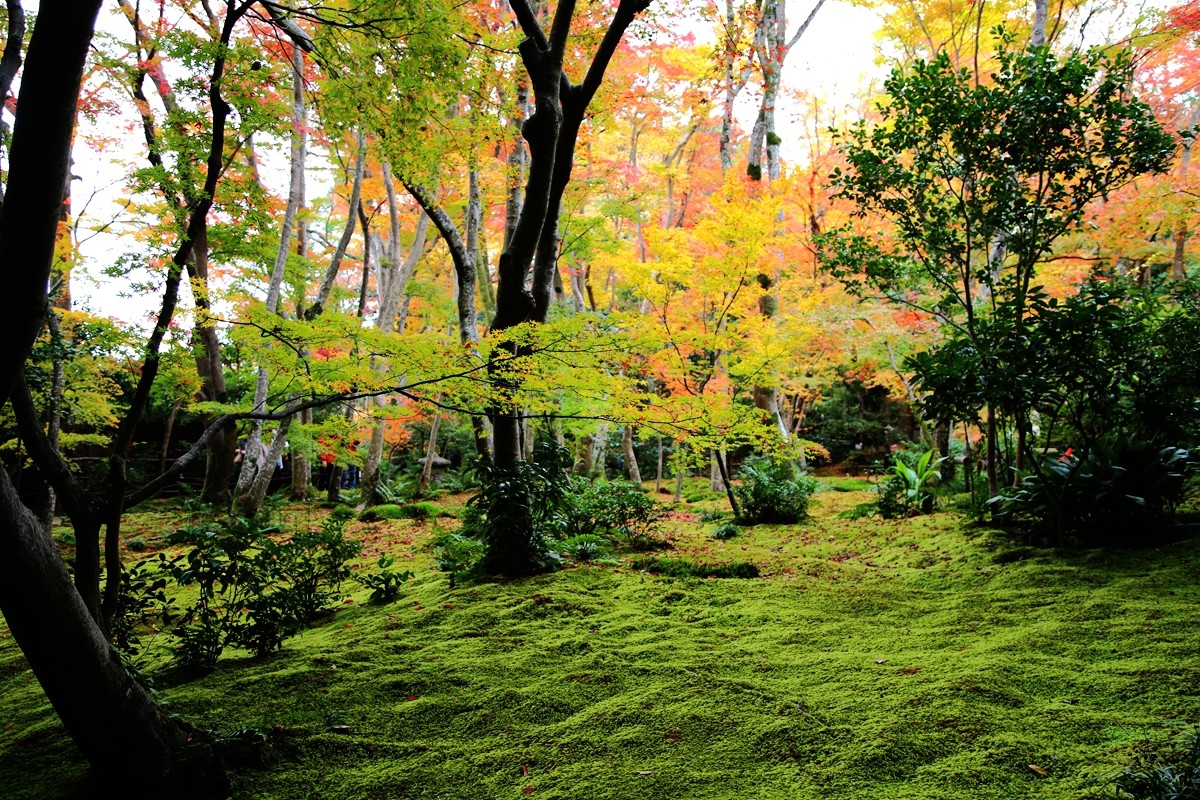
[566,479,665,544]
[558,534,611,562]
[360,502,448,521]
[877,449,946,519]
[122,510,362,669]
[433,530,486,588]
[357,554,414,604]
[713,522,740,540]
[734,457,818,525]
[991,440,1196,545]
[631,556,760,579]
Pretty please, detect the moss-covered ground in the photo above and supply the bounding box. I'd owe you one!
[2,483,1198,799]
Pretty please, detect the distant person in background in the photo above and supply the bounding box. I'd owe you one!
[340,440,361,489]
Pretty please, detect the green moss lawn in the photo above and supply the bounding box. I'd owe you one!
[2,483,1198,799]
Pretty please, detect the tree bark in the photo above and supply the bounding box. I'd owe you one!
[0,0,225,789]
[622,425,642,483]
[417,414,441,495]
[481,0,651,575]
[1031,0,1048,48]
[234,46,306,517]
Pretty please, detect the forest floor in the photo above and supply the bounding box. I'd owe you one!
[1,480,1199,799]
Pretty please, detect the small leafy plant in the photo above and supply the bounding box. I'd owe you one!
[558,534,611,562]
[878,449,947,519]
[433,530,486,588]
[1099,729,1200,800]
[357,554,414,604]
[713,522,740,540]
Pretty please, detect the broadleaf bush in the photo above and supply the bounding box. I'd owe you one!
[734,457,817,525]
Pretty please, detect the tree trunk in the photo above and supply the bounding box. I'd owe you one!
[360,183,430,503]
[0,472,228,794]
[234,47,305,516]
[655,435,663,493]
[482,0,652,575]
[713,449,740,517]
[0,0,225,790]
[1173,104,1200,281]
[710,449,724,492]
[986,406,1000,498]
[291,407,312,499]
[417,414,441,495]
[622,425,641,484]
[1031,0,1048,47]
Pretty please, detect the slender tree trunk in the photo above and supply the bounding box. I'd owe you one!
[622,425,642,483]
[986,406,999,497]
[159,398,182,477]
[234,47,306,517]
[291,407,312,498]
[417,415,442,495]
[306,130,365,320]
[714,449,740,517]
[675,449,684,502]
[1173,105,1200,281]
[655,435,664,493]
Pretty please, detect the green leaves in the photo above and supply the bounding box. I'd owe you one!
[823,38,1174,324]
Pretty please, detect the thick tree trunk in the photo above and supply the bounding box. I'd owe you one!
[482,0,651,575]
[1031,0,1048,47]
[0,471,226,794]
[0,0,224,790]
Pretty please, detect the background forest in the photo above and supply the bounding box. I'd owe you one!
[1,0,1200,797]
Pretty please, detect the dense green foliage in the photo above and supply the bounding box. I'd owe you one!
[734,457,819,524]
[877,449,947,519]
[992,442,1196,545]
[463,443,572,576]
[565,479,666,549]
[119,510,361,668]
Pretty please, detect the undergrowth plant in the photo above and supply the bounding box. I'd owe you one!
[878,448,947,519]
[120,510,361,669]
[631,556,760,579]
[1099,729,1200,800]
[558,534,611,562]
[467,442,572,576]
[357,555,414,604]
[566,479,665,550]
[993,441,1196,545]
[433,530,486,588]
[734,457,818,525]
